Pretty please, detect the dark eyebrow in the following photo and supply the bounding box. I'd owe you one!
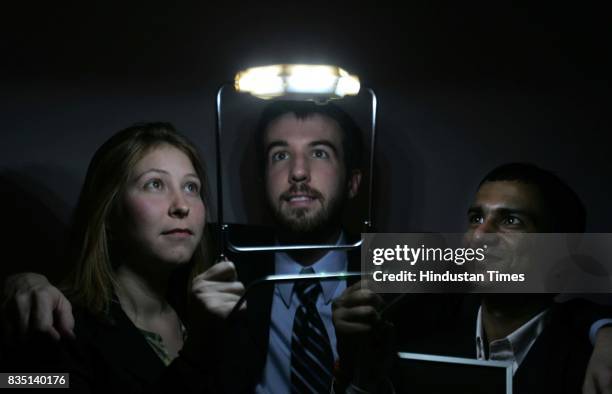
[265,139,340,157]
[467,206,483,215]
[266,140,289,155]
[468,205,533,218]
[309,140,339,157]
[496,208,533,218]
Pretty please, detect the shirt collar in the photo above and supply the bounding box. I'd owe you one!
[275,233,348,308]
[475,305,550,374]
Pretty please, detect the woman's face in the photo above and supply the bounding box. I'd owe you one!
[118,144,206,266]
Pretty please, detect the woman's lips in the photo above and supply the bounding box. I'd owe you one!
[162,229,193,237]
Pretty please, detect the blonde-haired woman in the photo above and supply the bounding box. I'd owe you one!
[12,122,244,393]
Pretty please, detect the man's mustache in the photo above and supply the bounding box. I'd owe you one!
[279,184,324,202]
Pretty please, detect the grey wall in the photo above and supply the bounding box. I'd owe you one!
[1,2,610,278]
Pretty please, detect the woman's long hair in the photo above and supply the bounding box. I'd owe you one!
[64,122,212,319]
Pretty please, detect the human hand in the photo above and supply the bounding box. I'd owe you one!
[1,273,75,342]
[332,280,394,391]
[182,261,245,364]
[584,326,612,394]
[189,260,246,328]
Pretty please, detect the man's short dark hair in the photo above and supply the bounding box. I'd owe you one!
[254,100,363,176]
[479,162,586,233]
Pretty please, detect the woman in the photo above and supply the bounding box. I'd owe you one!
[25,122,244,393]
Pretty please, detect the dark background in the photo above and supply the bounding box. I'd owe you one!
[1,2,610,279]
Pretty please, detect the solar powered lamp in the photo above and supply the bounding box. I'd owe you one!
[214,64,377,258]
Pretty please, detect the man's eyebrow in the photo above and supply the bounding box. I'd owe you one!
[265,139,340,156]
[265,140,289,155]
[496,208,533,217]
[468,205,533,217]
[309,140,339,156]
[467,206,483,215]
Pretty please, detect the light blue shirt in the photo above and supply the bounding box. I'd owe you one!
[255,245,348,394]
[590,318,612,345]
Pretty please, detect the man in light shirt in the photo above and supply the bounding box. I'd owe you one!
[332,163,607,393]
[238,100,364,393]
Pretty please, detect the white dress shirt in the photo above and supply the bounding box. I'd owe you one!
[475,306,551,375]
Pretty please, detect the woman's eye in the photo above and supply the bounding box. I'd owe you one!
[144,179,163,190]
[185,182,199,193]
[271,151,288,162]
[312,149,329,159]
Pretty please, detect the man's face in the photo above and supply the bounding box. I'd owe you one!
[464,180,551,271]
[263,113,361,234]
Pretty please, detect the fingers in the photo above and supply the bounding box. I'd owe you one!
[1,274,74,342]
[582,377,598,394]
[1,299,19,345]
[192,280,246,298]
[583,366,612,394]
[343,289,384,309]
[584,327,612,394]
[196,292,243,306]
[191,290,245,319]
[334,287,384,312]
[29,290,61,341]
[595,375,612,394]
[54,297,76,340]
[194,260,238,282]
[2,273,44,338]
[343,280,372,295]
[190,262,246,322]
[333,283,386,336]
[192,260,245,305]
[333,305,381,334]
[3,273,50,297]
[337,305,380,323]
[14,291,31,336]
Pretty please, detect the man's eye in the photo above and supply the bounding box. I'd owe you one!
[312,149,329,159]
[503,216,523,226]
[184,182,199,193]
[271,151,289,162]
[145,179,163,190]
[468,215,483,225]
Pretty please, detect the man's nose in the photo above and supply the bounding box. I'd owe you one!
[169,190,190,218]
[289,155,309,183]
[470,219,499,246]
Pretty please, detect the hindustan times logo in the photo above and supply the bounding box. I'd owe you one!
[371,244,487,266]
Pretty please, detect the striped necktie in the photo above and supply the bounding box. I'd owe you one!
[290,267,334,393]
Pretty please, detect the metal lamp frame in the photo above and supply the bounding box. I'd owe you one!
[214,84,377,259]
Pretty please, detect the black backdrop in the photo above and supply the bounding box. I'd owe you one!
[1,2,610,280]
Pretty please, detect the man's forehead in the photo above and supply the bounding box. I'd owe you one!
[264,113,343,145]
[472,180,544,212]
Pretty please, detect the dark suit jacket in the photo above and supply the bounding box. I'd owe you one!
[392,295,591,394]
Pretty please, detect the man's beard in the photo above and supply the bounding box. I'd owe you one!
[271,183,346,237]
